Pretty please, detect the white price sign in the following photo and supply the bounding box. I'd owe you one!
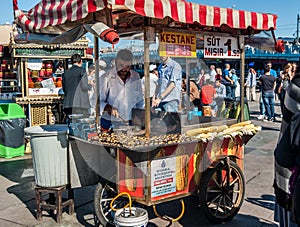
[151,157,176,198]
[204,36,241,59]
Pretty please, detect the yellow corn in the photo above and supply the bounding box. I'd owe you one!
[243,124,255,129]
[125,157,136,192]
[229,120,252,128]
[176,155,188,191]
[186,125,228,137]
[193,152,201,186]
[222,126,243,135]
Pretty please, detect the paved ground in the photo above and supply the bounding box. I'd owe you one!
[0,96,282,226]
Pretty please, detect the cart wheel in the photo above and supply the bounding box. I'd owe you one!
[199,160,245,223]
[94,177,130,226]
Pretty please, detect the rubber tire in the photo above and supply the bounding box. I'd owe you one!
[199,161,245,224]
[94,182,116,227]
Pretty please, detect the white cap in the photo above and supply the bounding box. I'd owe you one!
[149,64,157,71]
[99,60,107,68]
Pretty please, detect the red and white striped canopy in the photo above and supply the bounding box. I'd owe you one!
[14,0,277,33]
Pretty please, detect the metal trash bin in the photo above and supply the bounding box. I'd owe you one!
[24,125,69,187]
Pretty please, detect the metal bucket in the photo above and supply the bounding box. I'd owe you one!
[114,207,148,227]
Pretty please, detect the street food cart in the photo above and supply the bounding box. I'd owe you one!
[10,38,89,126]
[14,0,278,225]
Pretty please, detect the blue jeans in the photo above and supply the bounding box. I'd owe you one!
[225,85,232,98]
[259,91,265,115]
[262,92,275,119]
[156,100,179,112]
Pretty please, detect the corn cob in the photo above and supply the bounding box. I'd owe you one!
[254,126,262,131]
[243,124,255,129]
[222,126,243,135]
[185,127,210,136]
[186,125,228,137]
[193,149,202,186]
[176,154,189,191]
[125,157,136,192]
[229,120,252,128]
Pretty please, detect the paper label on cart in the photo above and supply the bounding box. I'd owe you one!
[135,161,148,175]
[151,157,176,197]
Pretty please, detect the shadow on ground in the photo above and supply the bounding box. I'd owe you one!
[245,194,275,211]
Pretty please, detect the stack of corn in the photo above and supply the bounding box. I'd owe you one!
[185,121,261,141]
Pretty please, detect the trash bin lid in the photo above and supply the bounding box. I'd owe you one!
[24,124,69,137]
[0,103,26,120]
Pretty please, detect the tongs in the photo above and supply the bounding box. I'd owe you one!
[118,115,129,126]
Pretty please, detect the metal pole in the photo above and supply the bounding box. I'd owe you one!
[94,36,100,127]
[186,59,190,112]
[239,35,245,122]
[144,27,150,138]
[297,14,300,42]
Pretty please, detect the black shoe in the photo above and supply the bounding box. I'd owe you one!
[268,117,274,122]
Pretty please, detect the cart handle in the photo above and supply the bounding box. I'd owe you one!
[110,192,132,212]
[153,199,185,222]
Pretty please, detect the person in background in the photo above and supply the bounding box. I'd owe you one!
[215,67,223,81]
[258,61,277,120]
[88,60,107,116]
[87,64,96,115]
[222,63,234,98]
[259,63,277,122]
[99,49,144,130]
[197,68,207,89]
[291,62,298,79]
[245,66,257,101]
[209,64,217,83]
[278,63,293,114]
[55,61,64,76]
[214,78,227,117]
[141,64,158,105]
[215,79,226,98]
[274,64,300,227]
[181,74,200,110]
[98,60,107,77]
[152,56,182,112]
[230,68,238,100]
[200,80,217,116]
[62,54,91,120]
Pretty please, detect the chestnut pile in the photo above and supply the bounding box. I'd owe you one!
[90,133,194,149]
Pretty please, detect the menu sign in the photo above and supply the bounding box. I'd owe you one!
[204,36,240,59]
[159,32,196,58]
[151,156,176,197]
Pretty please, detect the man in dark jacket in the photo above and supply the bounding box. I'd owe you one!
[62,54,91,119]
